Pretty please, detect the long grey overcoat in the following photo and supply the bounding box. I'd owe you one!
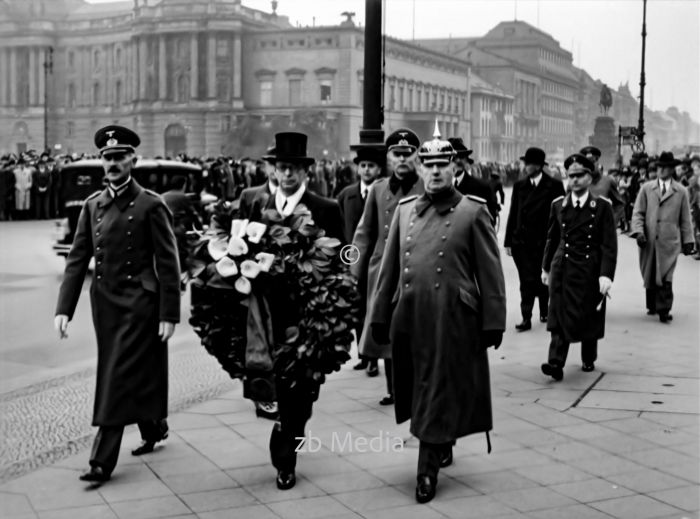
[56,180,181,426]
[369,191,506,444]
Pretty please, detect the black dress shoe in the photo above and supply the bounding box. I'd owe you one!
[255,401,279,420]
[379,394,394,406]
[659,313,673,323]
[541,362,564,381]
[515,319,532,331]
[353,360,368,370]
[131,441,156,456]
[539,315,547,323]
[582,363,595,372]
[276,470,296,490]
[415,475,436,504]
[79,466,110,482]
[366,362,379,377]
[439,448,453,468]
[646,309,657,315]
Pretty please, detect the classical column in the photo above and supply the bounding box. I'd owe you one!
[28,48,37,106]
[207,33,216,99]
[232,35,241,99]
[139,36,148,99]
[38,47,46,107]
[0,49,7,106]
[9,47,17,106]
[190,33,198,99]
[159,35,167,99]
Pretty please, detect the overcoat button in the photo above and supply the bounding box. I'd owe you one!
[405,252,410,257]
[127,231,132,236]
[129,202,135,207]
[435,283,440,288]
[97,218,102,223]
[127,275,132,280]
[97,275,102,280]
[438,251,444,257]
[404,267,409,273]
[96,246,101,251]
[406,236,412,241]
[441,236,446,240]
[436,267,442,273]
[95,231,100,236]
[384,225,389,229]
[565,254,569,258]
[128,216,134,221]
[446,222,451,227]
[404,283,410,288]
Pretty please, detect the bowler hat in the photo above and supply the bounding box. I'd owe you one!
[580,146,602,159]
[385,128,420,153]
[94,125,140,154]
[447,137,474,164]
[656,151,679,167]
[353,146,386,168]
[270,132,315,166]
[520,147,548,166]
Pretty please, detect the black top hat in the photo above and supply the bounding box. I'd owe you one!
[94,125,140,154]
[353,146,386,168]
[656,151,679,167]
[564,153,594,174]
[520,147,548,166]
[385,128,420,152]
[270,132,315,166]
[446,137,474,164]
[580,146,602,159]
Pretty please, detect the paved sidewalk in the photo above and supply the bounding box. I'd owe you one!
[1,237,698,519]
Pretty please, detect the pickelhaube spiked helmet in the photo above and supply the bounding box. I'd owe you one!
[418,120,456,164]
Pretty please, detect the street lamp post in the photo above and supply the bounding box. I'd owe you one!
[43,46,54,153]
[637,0,647,150]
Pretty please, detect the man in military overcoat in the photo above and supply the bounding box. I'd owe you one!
[369,132,506,504]
[351,128,424,405]
[55,125,181,482]
[505,147,565,331]
[541,154,617,381]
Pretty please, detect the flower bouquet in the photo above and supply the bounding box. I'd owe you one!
[186,199,360,401]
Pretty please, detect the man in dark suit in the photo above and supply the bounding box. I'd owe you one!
[54,125,180,483]
[337,145,385,376]
[448,137,499,222]
[505,147,565,331]
[541,154,617,380]
[246,132,343,491]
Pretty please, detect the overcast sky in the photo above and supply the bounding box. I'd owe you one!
[87,0,700,121]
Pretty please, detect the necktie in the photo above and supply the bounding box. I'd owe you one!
[361,189,366,201]
[282,199,288,212]
[575,200,581,210]
[531,179,536,187]
[661,183,666,196]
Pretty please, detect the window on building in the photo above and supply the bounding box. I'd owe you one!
[399,86,404,110]
[68,50,75,69]
[408,87,413,111]
[220,115,231,133]
[216,39,228,58]
[176,75,190,103]
[93,82,101,105]
[320,79,332,104]
[289,78,302,105]
[67,121,75,137]
[217,77,230,102]
[67,83,77,108]
[115,80,122,106]
[93,49,101,70]
[260,80,273,106]
[115,47,122,68]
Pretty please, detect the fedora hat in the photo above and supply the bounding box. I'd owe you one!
[656,151,679,167]
[270,132,315,166]
[447,137,474,164]
[520,147,548,166]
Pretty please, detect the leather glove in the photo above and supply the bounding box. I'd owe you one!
[481,330,503,350]
[636,235,647,247]
[541,270,550,286]
[682,243,695,256]
[371,323,390,345]
[598,276,613,295]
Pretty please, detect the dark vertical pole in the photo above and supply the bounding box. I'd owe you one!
[356,0,384,148]
[637,0,647,148]
[43,46,53,153]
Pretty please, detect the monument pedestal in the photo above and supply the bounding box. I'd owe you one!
[589,116,617,169]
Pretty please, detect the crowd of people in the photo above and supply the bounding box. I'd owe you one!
[45,121,698,505]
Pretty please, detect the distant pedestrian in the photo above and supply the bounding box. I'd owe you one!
[541,154,617,380]
[54,125,181,483]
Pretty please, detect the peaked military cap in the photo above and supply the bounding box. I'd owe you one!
[94,125,140,154]
[385,128,420,153]
[580,146,602,159]
[564,153,594,175]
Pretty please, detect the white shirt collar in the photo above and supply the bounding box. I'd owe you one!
[360,181,371,197]
[275,183,306,217]
[658,178,670,190]
[530,172,542,186]
[268,181,278,195]
[572,190,589,207]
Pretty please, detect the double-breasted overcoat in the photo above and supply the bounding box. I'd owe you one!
[369,191,506,444]
[56,180,181,426]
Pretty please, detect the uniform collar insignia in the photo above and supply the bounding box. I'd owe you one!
[590,200,596,208]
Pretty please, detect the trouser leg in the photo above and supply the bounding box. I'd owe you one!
[548,331,570,368]
[646,288,657,312]
[656,282,673,315]
[270,384,315,473]
[90,426,124,474]
[384,358,393,396]
[417,441,450,481]
[581,340,598,365]
[137,419,169,442]
[537,282,549,318]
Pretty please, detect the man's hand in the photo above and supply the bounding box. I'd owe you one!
[636,235,647,247]
[54,315,69,339]
[159,322,176,342]
[481,330,503,350]
[371,323,390,345]
[598,276,613,295]
[541,270,550,286]
[682,243,695,256]
[505,247,512,257]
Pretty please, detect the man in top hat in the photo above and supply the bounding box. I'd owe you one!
[580,146,625,225]
[505,147,565,331]
[351,128,424,407]
[631,151,694,322]
[370,130,505,504]
[55,125,180,482]
[244,132,343,491]
[338,145,385,376]
[540,154,617,381]
[448,137,499,222]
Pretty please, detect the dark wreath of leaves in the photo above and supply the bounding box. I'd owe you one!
[186,199,360,388]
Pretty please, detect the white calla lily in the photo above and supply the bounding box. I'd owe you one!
[240,260,262,279]
[246,221,267,244]
[207,237,228,261]
[255,252,275,272]
[230,219,249,238]
[227,236,249,256]
[234,276,252,295]
[215,256,239,278]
